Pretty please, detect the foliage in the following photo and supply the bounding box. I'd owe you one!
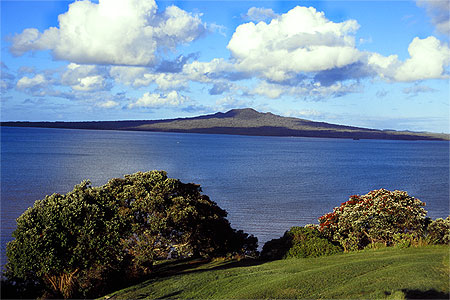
[392,233,414,248]
[5,171,257,298]
[284,227,342,258]
[318,189,428,251]
[104,171,258,265]
[260,236,290,260]
[426,217,450,245]
[5,181,125,298]
[261,226,342,260]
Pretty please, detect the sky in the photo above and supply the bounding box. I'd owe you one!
[1,0,449,133]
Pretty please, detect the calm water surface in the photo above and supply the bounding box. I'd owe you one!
[1,127,449,267]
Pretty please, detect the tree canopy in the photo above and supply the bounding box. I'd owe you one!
[5,171,257,298]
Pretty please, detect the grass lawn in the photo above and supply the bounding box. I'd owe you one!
[103,245,449,299]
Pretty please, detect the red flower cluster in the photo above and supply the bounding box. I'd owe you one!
[318,212,337,230]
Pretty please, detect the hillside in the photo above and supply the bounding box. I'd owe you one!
[2,108,449,141]
[103,246,449,299]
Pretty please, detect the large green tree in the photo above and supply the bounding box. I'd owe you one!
[105,171,258,274]
[5,171,257,298]
[5,181,126,298]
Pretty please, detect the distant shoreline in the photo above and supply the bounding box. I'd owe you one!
[3,122,449,141]
[2,108,449,141]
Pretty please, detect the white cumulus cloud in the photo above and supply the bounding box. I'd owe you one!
[215,95,250,111]
[110,66,188,90]
[251,80,359,99]
[109,58,235,92]
[72,75,105,91]
[10,0,205,66]
[228,6,361,82]
[136,73,188,90]
[243,7,278,22]
[227,5,450,90]
[285,109,323,119]
[98,100,119,108]
[61,63,108,91]
[394,36,450,81]
[183,58,234,83]
[109,66,148,86]
[129,90,187,108]
[368,36,450,82]
[16,74,47,90]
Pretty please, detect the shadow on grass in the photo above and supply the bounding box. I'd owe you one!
[402,289,449,299]
[153,257,266,277]
[107,257,266,298]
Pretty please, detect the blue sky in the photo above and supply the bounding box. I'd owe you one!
[1,0,449,133]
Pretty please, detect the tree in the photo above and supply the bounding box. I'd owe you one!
[318,189,428,251]
[104,171,258,274]
[5,171,258,298]
[5,181,126,298]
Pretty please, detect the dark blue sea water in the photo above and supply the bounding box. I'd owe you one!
[1,126,449,268]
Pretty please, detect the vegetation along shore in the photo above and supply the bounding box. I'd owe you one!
[1,171,449,299]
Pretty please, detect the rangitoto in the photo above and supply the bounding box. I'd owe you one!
[2,108,449,141]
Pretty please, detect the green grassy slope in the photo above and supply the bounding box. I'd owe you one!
[104,246,449,299]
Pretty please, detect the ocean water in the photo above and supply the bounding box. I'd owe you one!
[1,126,449,267]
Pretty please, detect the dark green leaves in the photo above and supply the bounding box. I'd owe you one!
[5,171,257,298]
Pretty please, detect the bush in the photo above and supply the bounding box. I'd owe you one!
[260,236,291,260]
[5,181,125,298]
[392,233,414,248]
[285,227,342,258]
[426,217,450,245]
[318,189,428,251]
[261,226,342,260]
[5,171,258,298]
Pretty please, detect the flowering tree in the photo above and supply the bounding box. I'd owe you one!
[318,189,427,251]
[427,217,450,245]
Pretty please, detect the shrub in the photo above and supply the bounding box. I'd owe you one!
[318,189,428,251]
[261,226,342,260]
[392,232,430,248]
[426,217,450,245]
[392,233,413,248]
[260,236,291,260]
[285,227,342,258]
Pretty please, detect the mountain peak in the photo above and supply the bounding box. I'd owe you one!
[223,108,261,118]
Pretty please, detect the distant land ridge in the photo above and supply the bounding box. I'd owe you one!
[2,108,449,141]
